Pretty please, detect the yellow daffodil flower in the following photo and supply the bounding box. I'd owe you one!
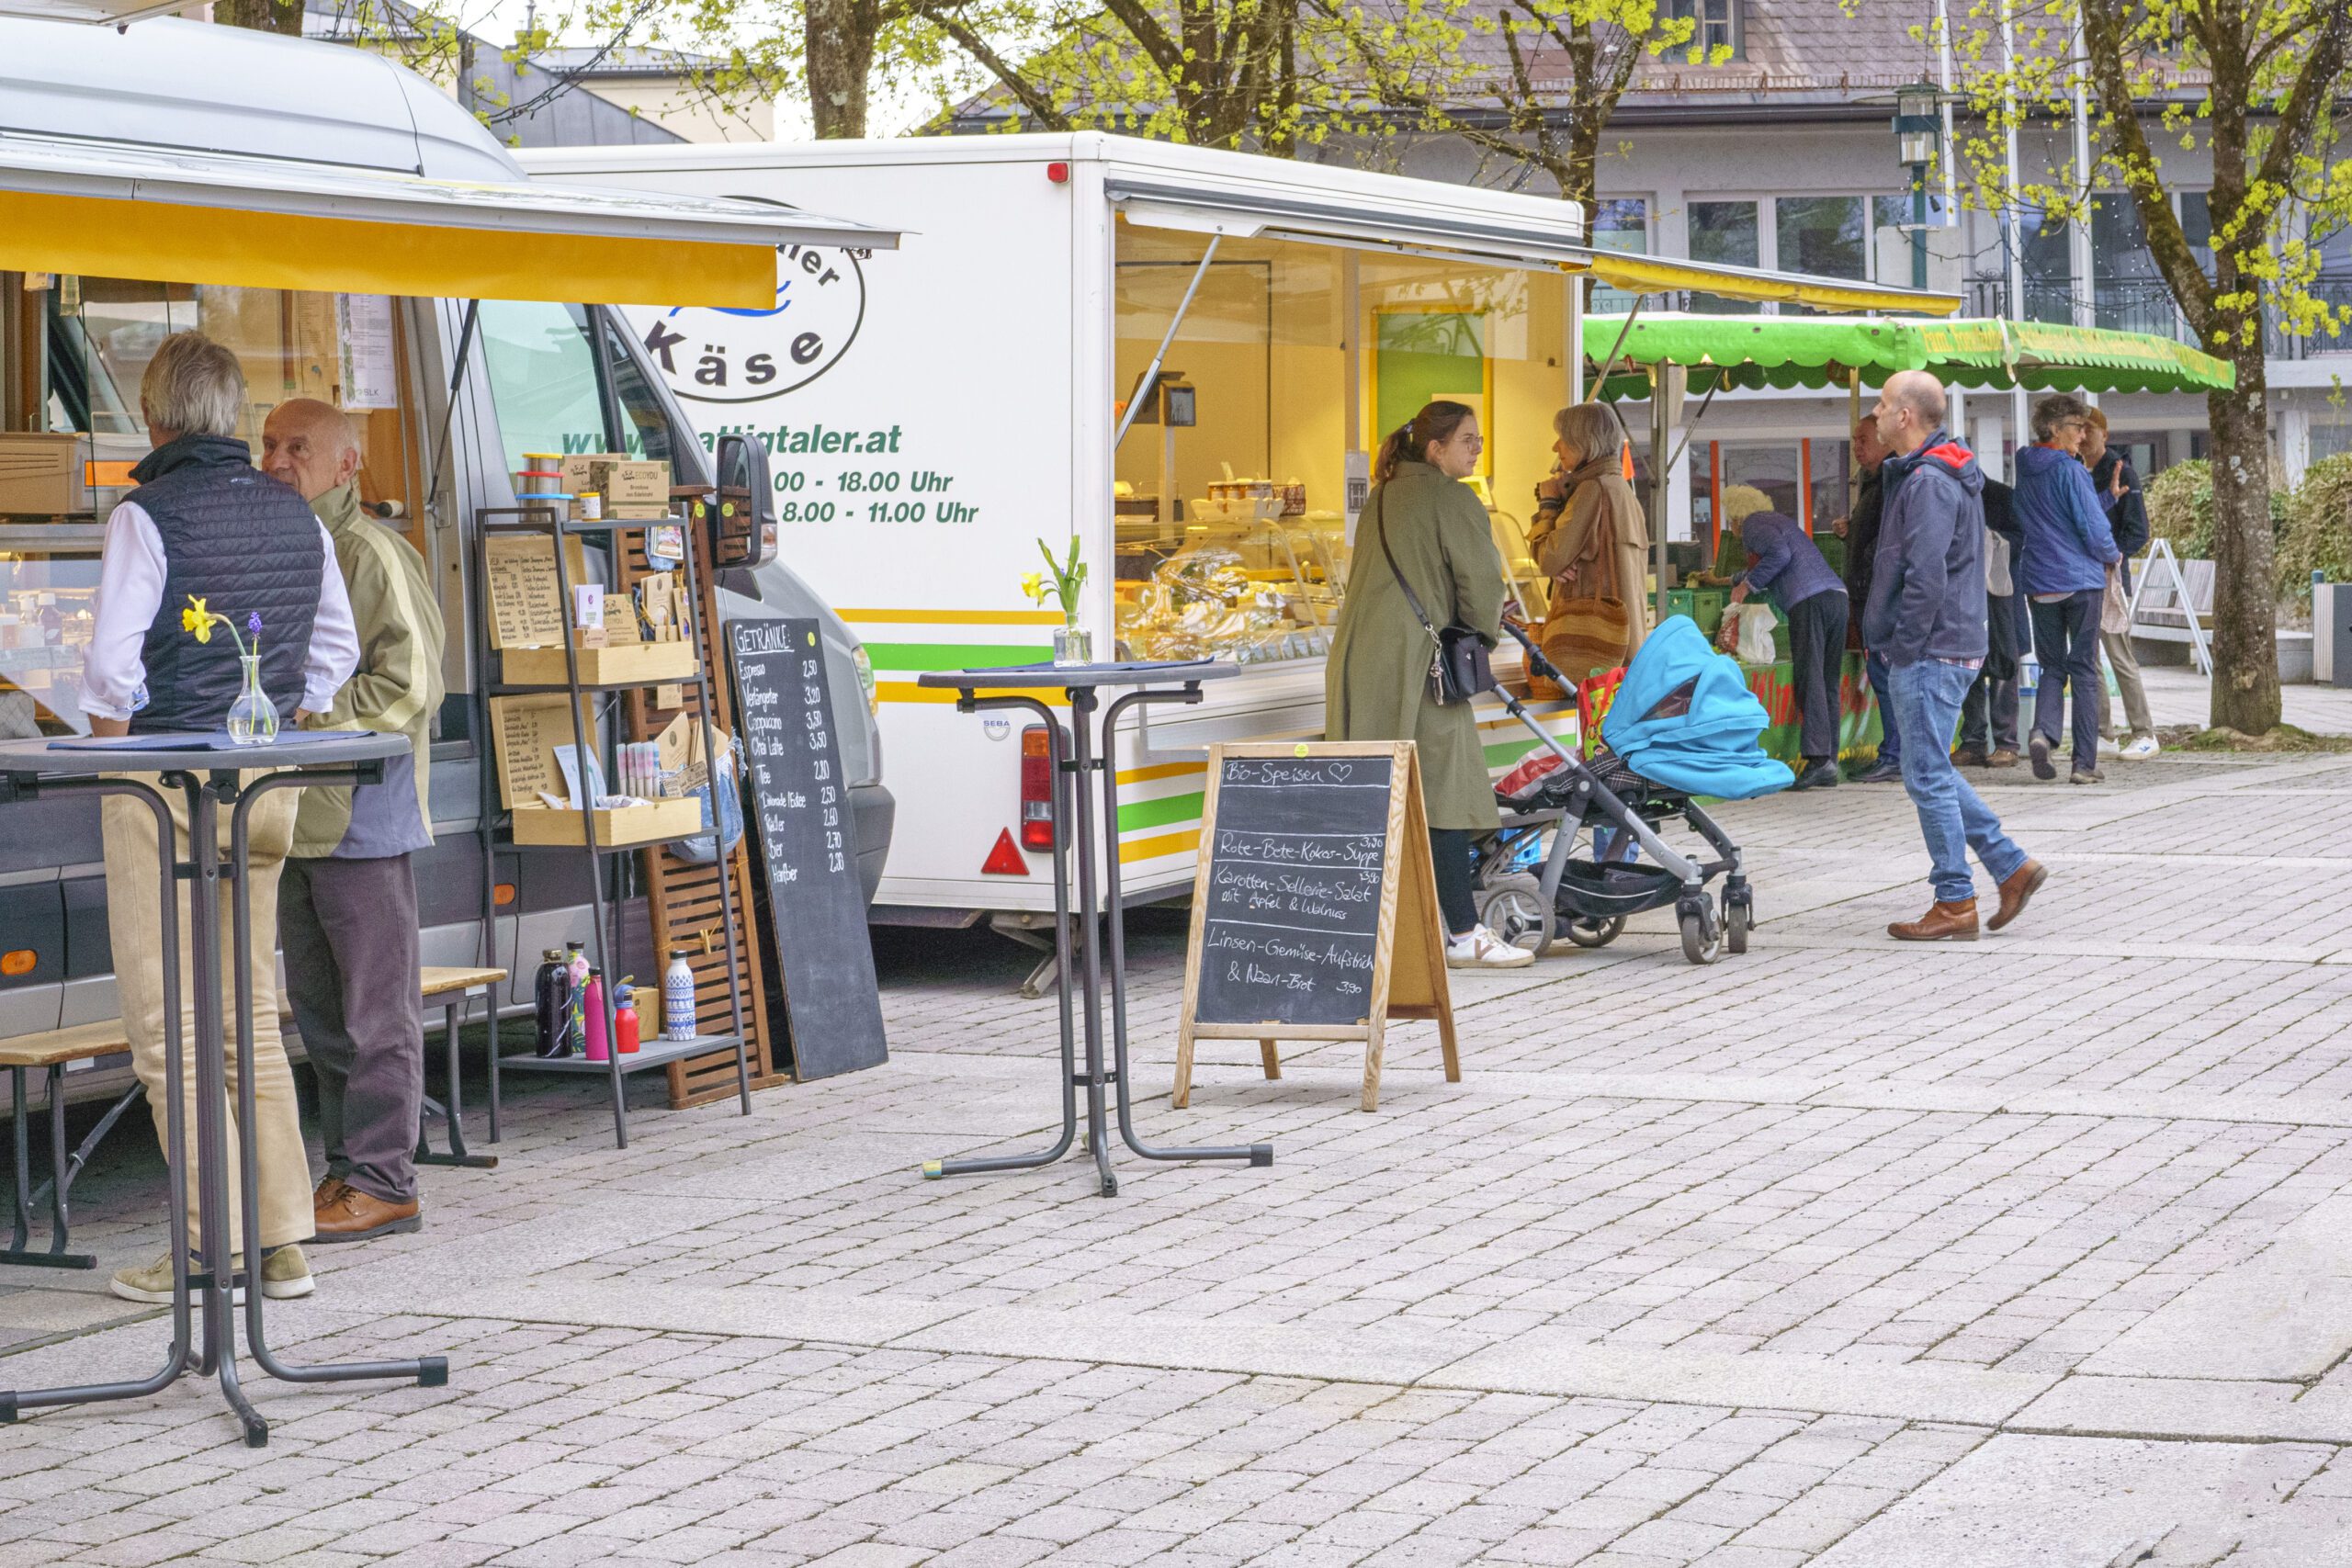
[182,596,212,643]
[1020,570,1046,604]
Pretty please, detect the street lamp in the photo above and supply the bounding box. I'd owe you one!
[1893,82,1941,291]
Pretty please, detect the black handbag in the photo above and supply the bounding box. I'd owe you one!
[1374,489,1494,706]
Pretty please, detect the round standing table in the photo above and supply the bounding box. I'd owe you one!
[0,732,447,1447]
[915,661,1272,1197]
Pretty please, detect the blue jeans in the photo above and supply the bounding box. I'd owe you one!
[1890,660,2029,904]
[1866,650,1901,765]
[2030,590,2102,773]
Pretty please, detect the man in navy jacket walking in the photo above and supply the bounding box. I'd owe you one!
[1864,372,2048,942]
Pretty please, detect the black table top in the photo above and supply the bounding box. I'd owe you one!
[916,660,1235,691]
[0,731,408,780]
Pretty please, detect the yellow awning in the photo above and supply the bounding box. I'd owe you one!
[0,134,896,308]
[1566,251,1962,317]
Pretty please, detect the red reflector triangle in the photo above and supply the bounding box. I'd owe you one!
[980,828,1030,875]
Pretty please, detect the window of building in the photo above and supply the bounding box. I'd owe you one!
[1689,199,1760,313]
[1672,0,1741,60]
[1777,197,1868,282]
[1590,198,1651,316]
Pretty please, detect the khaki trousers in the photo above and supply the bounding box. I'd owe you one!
[103,778,312,1254]
[2099,629,2155,740]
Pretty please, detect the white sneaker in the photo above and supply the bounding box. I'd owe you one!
[2121,734,2160,760]
[1446,924,1536,969]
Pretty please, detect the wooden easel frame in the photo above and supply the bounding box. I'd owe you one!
[1171,740,1459,1111]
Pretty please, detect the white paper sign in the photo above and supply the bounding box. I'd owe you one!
[337,295,398,410]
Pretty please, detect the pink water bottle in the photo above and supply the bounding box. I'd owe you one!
[583,968,609,1062]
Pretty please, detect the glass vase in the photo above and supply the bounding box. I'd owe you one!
[225,652,279,745]
[1052,624,1093,668]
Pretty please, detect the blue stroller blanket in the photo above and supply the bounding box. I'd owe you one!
[1599,615,1795,800]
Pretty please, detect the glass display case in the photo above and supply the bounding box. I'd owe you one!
[1112,224,1571,669]
[0,525,102,736]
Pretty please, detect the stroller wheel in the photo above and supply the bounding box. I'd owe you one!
[1564,915,1626,949]
[1724,899,1750,955]
[1478,875,1554,958]
[1678,903,1723,965]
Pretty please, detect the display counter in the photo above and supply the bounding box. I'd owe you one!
[0,524,104,737]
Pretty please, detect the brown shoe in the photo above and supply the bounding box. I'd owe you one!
[312,1176,349,1211]
[1987,860,2049,932]
[1889,898,1979,942]
[1986,749,2019,768]
[1951,746,1989,767]
[311,1184,422,1244]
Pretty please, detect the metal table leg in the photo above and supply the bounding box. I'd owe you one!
[227,775,447,1438]
[3,776,196,1427]
[417,993,495,1169]
[922,695,1078,1179]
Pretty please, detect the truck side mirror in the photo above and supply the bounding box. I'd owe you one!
[708,433,775,570]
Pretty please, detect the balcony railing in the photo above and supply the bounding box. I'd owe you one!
[1964,273,2352,360]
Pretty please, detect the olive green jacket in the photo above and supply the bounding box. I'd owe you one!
[1326,461,1507,830]
[291,483,446,859]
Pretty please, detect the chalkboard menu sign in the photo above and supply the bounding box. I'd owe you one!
[1174,741,1459,1112]
[1194,752,1395,1029]
[730,617,888,1080]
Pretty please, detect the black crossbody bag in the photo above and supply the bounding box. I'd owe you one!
[1374,489,1493,706]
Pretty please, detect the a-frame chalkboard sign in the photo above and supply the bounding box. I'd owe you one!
[1171,740,1459,1111]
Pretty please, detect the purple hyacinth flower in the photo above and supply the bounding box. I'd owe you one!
[247,612,263,637]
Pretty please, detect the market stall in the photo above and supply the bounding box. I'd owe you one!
[523,134,1960,923]
[1577,312,2236,765]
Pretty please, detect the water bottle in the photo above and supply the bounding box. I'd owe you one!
[532,948,571,1058]
[614,978,641,1055]
[564,942,589,1055]
[583,969,609,1062]
[663,949,695,1042]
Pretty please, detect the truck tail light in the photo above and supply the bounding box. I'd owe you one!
[1020,725,1057,850]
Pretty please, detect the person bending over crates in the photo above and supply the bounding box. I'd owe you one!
[263,399,447,1244]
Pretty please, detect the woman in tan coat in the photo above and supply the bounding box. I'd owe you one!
[1327,400,1531,969]
[1529,402,1652,680]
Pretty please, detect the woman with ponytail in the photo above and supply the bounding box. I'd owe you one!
[1327,401,1532,969]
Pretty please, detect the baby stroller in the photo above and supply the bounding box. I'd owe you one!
[1474,615,1792,964]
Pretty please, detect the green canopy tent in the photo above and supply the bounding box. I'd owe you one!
[1573,312,2235,618]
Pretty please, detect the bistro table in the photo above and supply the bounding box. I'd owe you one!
[0,732,445,1448]
[915,661,1272,1197]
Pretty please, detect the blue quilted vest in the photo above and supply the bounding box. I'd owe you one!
[127,434,322,736]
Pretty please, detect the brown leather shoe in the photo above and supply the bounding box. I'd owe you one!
[1985,749,2019,768]
[1987,860,2049,932]
[311,1184,422,1244]
[1889,898,1979,941]
[1951,746,1989,766]
[312,1176,349,1211]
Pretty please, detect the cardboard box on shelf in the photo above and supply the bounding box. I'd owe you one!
[510,795,702,848]
[500,638,699,688]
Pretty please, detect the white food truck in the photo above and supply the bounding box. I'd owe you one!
[524,134,1936,930]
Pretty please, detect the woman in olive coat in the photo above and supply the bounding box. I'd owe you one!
[1327,400,1530,968]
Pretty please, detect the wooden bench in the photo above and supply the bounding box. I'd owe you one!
[2133,557,2215,639]
[2,964,507,1269]
[2,1022,144,1270]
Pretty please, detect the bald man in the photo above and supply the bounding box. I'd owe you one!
[1863,371,2044,942]
[262,399,446,1241]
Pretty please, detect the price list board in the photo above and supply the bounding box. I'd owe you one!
[729,617,888,1080]
[1173,741,1458,1112]
[1192,752,1396,1029]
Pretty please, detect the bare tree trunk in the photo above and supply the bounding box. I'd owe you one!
[215,0,302,32]
[806,0,876,139]
[2207,345,2281,733]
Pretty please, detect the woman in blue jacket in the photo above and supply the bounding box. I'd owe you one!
[2013,393,2121,784]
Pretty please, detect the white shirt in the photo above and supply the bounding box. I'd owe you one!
[82,500,361,724]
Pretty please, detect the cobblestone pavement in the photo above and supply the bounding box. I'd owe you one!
[9,750,2352,1564]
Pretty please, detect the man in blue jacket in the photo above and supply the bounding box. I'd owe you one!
[1729,510,1848,790]
[1864,371,2048,942]
[2015,393,2123,783]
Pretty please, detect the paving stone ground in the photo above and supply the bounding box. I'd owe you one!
[9,740,2352,1564]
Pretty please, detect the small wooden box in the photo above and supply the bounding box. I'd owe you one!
[501,639,698,687]
[510,795,702,848]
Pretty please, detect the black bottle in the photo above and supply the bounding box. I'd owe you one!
[533,947,573,1058]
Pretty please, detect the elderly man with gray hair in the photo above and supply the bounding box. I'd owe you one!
[262,398,445,1243]
[82,332,359,1304]
[1863,369,2046,942]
